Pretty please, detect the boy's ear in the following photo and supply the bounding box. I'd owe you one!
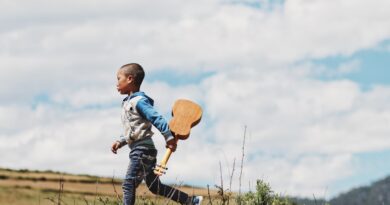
[127,75,134,83]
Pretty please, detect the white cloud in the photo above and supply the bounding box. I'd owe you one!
[197,66,390,196]
[306,59,361,78]
[0,104,126,175]
[242,153,354,197]
[50,86,118,108]
[1,0,390,198]
[1,0,390,70]
[2,0,390,101]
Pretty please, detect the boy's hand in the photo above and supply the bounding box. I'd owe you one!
[166,139,177,152]
[111,141,121,154]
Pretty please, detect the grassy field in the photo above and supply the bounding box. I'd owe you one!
[0,168,223,205]
[0,168,299,205]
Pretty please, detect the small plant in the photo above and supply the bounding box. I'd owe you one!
[236,179,294,205]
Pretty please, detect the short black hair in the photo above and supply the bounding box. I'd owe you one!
[120,63,145,87]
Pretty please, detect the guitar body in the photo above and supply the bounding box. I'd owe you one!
[154,99,202,176]
[169,99,202,140]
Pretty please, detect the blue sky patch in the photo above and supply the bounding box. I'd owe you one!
[311,41,390,90]
[332,149,390,196]
[31,92,52,109]
[227,0,285,10]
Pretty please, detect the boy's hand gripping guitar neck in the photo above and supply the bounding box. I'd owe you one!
[154,99,202,176]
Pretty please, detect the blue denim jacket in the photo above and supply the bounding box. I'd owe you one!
[118,92,174,149]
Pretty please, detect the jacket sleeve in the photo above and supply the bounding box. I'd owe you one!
[117,135,127,147]
[136,97,174,142]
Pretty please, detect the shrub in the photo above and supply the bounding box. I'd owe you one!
[236,179,296,205]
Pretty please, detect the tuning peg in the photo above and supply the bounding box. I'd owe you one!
[155,164,168,170]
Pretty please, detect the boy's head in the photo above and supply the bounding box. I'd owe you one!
[116,63,145,95]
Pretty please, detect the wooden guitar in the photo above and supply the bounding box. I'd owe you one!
[154,99,202,176]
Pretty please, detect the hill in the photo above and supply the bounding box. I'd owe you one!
[290,175,390,205]
[329,175,390,205]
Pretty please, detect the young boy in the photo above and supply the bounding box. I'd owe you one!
[111,63,203,205]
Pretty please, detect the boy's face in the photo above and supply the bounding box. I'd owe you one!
[116,69,134,95]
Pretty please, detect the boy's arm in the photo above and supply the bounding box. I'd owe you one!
[136,97,175,142]
[111,135,127,154]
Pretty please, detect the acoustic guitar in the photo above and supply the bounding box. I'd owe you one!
[154,99,202,176]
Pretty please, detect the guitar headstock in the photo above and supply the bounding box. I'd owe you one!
[153,147,173,176]
[153,164,168,176]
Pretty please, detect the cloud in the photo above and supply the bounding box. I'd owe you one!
[196,66,390,196]
[2,0,390,69]
[1,0,390,106]
[1,0,390,198]
[0,104,120,169]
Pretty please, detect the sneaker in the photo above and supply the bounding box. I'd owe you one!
[192,196,203,205]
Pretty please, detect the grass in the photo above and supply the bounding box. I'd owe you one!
[1,165,299,205]
[0,167,222,205]
[0,184,293,205]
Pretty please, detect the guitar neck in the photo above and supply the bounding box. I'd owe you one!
[160,148,173,166]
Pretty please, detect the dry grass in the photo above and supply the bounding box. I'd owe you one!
[0,178,218,197]
[0,167,221,205]
[0,185,236,205]
[0,168,115,183]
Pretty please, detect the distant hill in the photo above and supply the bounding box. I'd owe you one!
[290,175,390,205]
[330,175,390,205]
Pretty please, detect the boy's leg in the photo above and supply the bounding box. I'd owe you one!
[145,173,192,204]
[135,146,195,204]
[122,148,147,205]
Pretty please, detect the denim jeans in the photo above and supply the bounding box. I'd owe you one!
[122,146,191,205]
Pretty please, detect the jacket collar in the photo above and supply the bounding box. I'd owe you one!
[123,91,154,105]
[123,91,144,102]
[129,91,145,99]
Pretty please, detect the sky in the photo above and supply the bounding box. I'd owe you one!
[1,0,390,199]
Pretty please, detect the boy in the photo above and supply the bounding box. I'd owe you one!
[111,63,203,205]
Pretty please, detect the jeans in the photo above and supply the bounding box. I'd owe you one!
[122,146,191,205]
